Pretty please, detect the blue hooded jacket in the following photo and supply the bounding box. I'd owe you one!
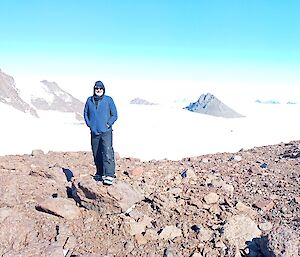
[84,82,118,135]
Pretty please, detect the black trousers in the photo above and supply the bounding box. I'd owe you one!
[91,130,115,177]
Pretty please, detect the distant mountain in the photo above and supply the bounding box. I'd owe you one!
[184,93,244,118]
[0,69,84,121]
[287,101,297,105]
[255,99,298,105]
[130,98,157,105]
[30,80,84,120]
[255,99,280,104]
[0,69,38,117]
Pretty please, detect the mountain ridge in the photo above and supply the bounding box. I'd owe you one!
[0,69,84,121]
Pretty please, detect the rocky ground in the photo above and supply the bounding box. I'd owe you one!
[0,141,299,257]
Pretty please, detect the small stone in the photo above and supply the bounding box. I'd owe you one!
[128,167,144,177]
[128,209,144,220]
[202,158,209,163]
[31,149,44,156]
[159,226,182,240]
[124,240,134,253]
[197,227,213,242]
[127,219,147,235]
[135,234,148,245]
[215,240,226,248]
[233,155,242,161]
[222,184,234,196]
[253,200,275,212]
[144,229,158,241]
[258,222,273,232]
[191,253,203,257]
[204,192,219,204]
[163,248,175,257]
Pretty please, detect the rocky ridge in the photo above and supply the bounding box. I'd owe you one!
[0,141,299,256]
[31,80,84,121]
[0,68,84,121]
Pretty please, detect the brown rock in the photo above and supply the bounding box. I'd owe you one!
[253,199,275,212]
[73,176,144,214]
[135,234,148,245]
[31,149,45,156]
[223,215,261,249]
[203,192,219,204]
[36,198,81,220]
[144,229,158,241]
[159,226,182,241]
[128,166,144,177]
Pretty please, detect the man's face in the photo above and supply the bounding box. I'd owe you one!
[95,87,104,96]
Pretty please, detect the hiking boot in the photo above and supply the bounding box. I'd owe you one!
[103,176,114,185]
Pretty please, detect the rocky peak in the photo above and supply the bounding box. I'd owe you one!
[0,69,38,117]
[184,93,244,118]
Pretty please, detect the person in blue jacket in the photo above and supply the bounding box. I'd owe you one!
[84,81,118,185]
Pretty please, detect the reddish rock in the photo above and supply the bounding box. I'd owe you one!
[128,166,144,177]
[253,200,275,212]
[36,198,81,220]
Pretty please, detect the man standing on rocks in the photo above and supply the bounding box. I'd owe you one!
[84,81,118,185]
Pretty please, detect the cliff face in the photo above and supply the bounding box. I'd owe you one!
[0,69,38,117]
[184,93,244,118]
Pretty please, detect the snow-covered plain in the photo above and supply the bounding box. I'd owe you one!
[1,99,300,161]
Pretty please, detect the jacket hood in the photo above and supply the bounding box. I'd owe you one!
[94,81,105,95]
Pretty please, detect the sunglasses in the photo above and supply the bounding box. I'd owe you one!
[95,87,103,90]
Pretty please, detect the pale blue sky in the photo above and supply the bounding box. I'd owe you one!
[1,0,300,100]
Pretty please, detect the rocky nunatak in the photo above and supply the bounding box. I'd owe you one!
[0,142,299,257]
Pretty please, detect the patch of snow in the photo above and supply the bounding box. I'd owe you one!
[16,79,54,106]
[4,97,11,103]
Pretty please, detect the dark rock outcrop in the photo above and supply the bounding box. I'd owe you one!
[184,93,244,118]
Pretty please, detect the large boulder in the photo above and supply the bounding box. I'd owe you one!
[72,176,144,214]
[222,215,262,249]
[36,198,81,220]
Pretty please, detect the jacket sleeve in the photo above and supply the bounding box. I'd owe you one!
[83,99,90,127]
[107,98,118,127]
